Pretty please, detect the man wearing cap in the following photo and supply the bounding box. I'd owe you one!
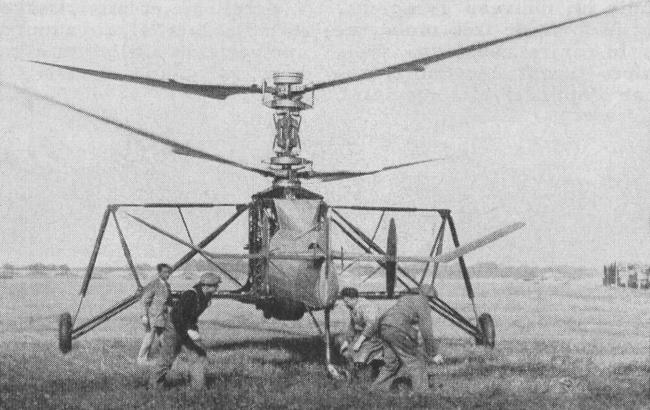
[337,287,383,378]
[149,272,222,390]
[137,263,172,365]
[371,288,443,394]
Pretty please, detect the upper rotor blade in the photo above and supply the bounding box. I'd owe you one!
[307,4,636,92]
[30,61,262,100]
[0,82,274,177]
[300,158,442,182]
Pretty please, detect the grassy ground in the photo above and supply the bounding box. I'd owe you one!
[0,275,648,409]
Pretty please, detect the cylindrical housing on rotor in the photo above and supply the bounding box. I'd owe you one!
[273,72,303,85]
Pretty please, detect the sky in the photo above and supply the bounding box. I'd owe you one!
[0,0,649,268]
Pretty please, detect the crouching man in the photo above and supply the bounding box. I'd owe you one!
[371,287,443,395]
[149,272,221,390]
[337,287,384,379]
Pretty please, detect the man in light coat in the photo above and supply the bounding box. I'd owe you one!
[137,263,172,365]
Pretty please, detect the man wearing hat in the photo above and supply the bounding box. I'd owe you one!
[149,272,222,390]
[371,287,443,394]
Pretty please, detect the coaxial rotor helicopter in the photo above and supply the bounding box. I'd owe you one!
[0,3,635,378]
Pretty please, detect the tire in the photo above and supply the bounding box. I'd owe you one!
[476,313,495,349]
[58,312,73,354]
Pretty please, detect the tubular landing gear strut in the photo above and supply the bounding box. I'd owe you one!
[331,207,498,350]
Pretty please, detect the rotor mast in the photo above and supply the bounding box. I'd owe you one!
[263,72,314,190]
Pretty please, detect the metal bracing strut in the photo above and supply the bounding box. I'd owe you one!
[68,203,249,342]
[332,209,482,339]
[446,213,480,326]
[112,210,142,290]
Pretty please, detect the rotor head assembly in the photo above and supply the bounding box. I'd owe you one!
[10,3,636,190]
[263,71,313,111]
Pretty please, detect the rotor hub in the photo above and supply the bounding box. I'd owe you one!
[270,156,304,166]
[272,72,303,85]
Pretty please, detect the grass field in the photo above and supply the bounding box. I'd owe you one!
[0,272,648,409]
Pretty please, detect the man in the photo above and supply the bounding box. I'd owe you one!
[337,287,383,378]
[137,263,173,365]
[149,272,221,390]
[371,288,443,394]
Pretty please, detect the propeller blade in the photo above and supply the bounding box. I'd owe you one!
[30,61,262,100]
[306,4,636,92]
[0,82,274,177]
[300,158,442,182]
[434,222,526,263]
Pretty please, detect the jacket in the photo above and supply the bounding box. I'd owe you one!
[170,285,211,334]
[379,293,438,356]
[141,278,172,328]
[345,298,381,341]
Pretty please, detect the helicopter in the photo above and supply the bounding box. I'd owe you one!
[0,2,636,378]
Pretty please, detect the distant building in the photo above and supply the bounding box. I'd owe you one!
[603,263,617,286]
[603,262,649,290]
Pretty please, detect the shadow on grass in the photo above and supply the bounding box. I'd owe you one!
[450,362,555,377]
[448,361,650,380]
[204,318,311,337]
[207,335,328,364]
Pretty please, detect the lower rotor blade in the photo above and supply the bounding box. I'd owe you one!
[0,82,274,177]
[303,158,443,182]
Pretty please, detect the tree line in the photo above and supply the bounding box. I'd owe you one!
[2,259,247,273]
[3,263,71,272]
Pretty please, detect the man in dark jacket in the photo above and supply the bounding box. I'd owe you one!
[149,272,221,390]
[371,288,443,394]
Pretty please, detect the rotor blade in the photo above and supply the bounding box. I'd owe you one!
[0,82,274,177]
[307,4,636,92]
[300,158,442,182]
[434,222,525,263]
[30,61,262,100]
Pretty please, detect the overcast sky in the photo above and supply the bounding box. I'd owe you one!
[0,0,648,267]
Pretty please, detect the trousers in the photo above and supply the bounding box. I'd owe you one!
[137,327,163,363]
[336,334,384,365]
[371,325,429,393]
[150,325,208,390]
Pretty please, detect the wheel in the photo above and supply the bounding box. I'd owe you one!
[58,312,73,354]
[476,313,495,348]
